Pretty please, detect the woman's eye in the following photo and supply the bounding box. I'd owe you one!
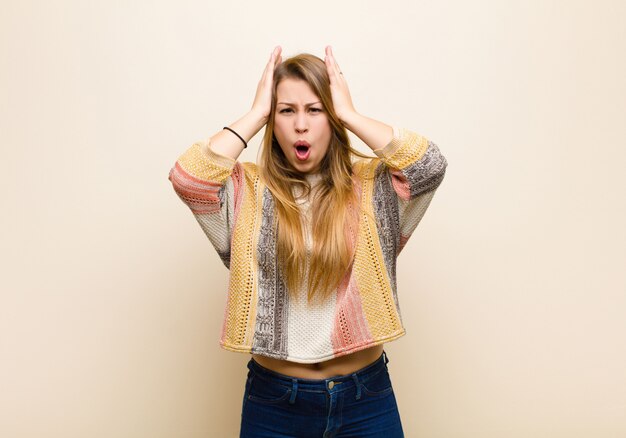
[279,108,322,113]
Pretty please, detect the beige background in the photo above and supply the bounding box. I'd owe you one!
[1,0,625,437]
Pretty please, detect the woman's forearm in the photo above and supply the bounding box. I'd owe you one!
[340,111,394,152]
[205,110,267,161]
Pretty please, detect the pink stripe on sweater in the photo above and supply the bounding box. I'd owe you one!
[390,168,411,201]
[331,267,373,355]
[398,234,410,254]
[331,177,372,355]
[169,163,223,214]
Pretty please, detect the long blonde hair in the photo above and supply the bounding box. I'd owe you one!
[259,53,372,302]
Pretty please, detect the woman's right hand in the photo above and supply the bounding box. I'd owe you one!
[251,46,282,122]
[204,47,282,160]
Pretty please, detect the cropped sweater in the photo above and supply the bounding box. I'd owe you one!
[168,127,447,363]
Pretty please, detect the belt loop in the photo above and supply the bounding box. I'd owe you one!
[289,378,298,404]
[351,373,361,400]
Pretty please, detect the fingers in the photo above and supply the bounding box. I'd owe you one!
[252,46,282,118]
[262,46,282,79]
[271,45,282,66]
[324,45,343,81]
[273,45,282,67]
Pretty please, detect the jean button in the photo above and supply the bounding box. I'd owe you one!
[328,381,335,389]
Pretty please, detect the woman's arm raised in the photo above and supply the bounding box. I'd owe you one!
[167,46,283,266]
[324,45,394,152]
[207,46,282,161]
[324,45,447,254]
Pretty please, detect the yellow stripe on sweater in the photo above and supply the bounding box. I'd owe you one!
[222,164,262,351]
[387,130,429,169]
[177,142,234,183]
[353,160,403,338]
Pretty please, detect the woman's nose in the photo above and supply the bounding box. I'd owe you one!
[295,113,308,133]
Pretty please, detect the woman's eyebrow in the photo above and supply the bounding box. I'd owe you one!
[277,101,321,106]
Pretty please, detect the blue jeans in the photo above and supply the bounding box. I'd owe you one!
[240,350,404,437]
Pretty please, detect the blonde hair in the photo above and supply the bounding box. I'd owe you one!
[259,53,372,302]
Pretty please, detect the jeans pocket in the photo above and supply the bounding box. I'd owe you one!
[360,368,394,397]
[247,375,292,405]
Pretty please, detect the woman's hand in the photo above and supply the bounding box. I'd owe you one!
[251,46,282,122]
[206,46,281,160]
[324,46,357,124]
[324,45,394,150]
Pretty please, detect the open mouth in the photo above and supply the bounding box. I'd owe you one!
[294,142,311,161]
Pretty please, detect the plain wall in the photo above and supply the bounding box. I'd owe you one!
[1,0,625,436]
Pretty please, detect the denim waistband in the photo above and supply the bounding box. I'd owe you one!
[246,350,390,394]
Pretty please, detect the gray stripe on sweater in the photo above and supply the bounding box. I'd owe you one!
[252,188,289,359]
[402,141,448,199]
[373,163,401,314]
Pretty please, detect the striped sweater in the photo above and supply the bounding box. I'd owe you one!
[169,127,447,363]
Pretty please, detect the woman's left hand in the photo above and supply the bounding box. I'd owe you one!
[324,46,357,124]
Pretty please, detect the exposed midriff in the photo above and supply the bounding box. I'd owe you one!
[251,344,385,379]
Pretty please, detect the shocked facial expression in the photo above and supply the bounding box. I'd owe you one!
[273,78,332,174]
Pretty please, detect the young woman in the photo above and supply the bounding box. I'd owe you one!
[169,45,447,437]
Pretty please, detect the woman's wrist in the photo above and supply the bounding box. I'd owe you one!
[340,111,394,152]
[228,110,268,144]
[209,110,269,161]
[339,110,361,132]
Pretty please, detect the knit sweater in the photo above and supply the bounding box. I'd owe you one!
[168,127,447,363]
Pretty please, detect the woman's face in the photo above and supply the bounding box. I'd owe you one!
[273,77,332,174]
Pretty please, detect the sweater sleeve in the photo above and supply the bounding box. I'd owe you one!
[168,139,241,268]
[373,127,448,253]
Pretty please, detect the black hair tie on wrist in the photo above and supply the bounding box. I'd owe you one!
[223,126,247,149]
